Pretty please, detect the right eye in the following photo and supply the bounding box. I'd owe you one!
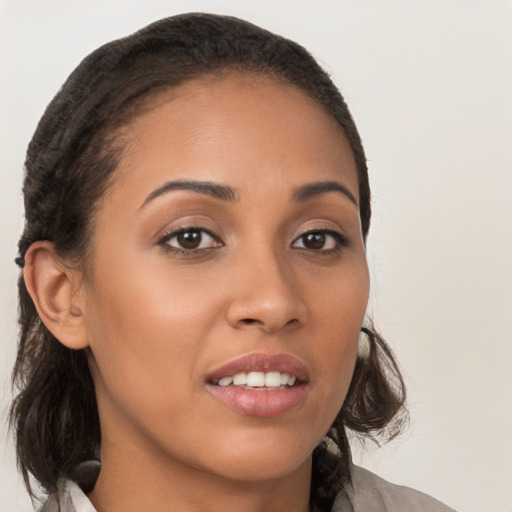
[159,228,223,253]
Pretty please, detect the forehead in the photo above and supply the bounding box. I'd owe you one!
[108,72,358,204]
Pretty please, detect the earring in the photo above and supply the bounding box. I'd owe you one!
[357,329,371,358]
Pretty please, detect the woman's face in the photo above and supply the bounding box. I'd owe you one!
[81,73,369,482]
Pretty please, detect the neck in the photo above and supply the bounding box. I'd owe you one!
[88,431,312,512]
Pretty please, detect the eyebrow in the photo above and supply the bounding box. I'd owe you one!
[140,180,238,208]
[293,181,358,206]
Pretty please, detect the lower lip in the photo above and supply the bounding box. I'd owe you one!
[206,384,308,417]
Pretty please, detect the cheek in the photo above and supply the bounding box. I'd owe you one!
[82,258,222,425]
[305,257,369,412]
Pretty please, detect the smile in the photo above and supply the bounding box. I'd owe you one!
[215,371,297,389]
[206,353,309,417]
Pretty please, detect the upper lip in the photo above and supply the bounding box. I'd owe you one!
[208,353,310,384]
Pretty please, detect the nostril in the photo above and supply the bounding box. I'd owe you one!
[238,317,301,330]
[241,318,258,325]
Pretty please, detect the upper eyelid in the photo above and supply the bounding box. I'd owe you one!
[292,226,347,240]
[156,223,348,248]
[157,220,218,237]
[158,226,222,244]
[292,228,347,241]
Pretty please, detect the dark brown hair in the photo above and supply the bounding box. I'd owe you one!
[10,13,406,510]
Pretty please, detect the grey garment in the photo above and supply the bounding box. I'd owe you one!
[39,461,456,512]
[39,461,99,512]
[332,465,456,512]
[39,480,95,512]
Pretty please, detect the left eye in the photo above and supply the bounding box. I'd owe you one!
[292,230,343,251]
[163,229,221,251]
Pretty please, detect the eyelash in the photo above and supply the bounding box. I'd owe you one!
[157,225,223,257]
[292,229,349,254]
[157,226,349,257]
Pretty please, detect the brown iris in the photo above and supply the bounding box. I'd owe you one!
[301,232,326,250]
[177,230,203,249]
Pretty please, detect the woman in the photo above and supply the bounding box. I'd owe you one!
[10,13,455,512]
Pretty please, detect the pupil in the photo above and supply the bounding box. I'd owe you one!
[177,230,202,249]
[304,232,325,249]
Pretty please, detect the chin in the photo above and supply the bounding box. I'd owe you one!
[212,453,311,483]
[196,427,316,482]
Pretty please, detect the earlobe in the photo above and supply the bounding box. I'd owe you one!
[23,241,90,350]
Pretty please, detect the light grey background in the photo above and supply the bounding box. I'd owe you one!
[1,1,511,511]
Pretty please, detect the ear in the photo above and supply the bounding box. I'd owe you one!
[23,241,90,350]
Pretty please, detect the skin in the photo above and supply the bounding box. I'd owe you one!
[28,73,370,512]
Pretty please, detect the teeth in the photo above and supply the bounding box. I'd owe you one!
[247,372,265,387]
[218,376,233,387]
[217,371,298,388]
[265,372,282,387]
[233,373,247,386]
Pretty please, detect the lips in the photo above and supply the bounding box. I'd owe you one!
[208,353,310,384]
[206,353,310,417]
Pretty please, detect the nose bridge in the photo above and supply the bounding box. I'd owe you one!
[226,240,305,332]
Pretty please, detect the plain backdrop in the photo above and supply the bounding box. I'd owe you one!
[1,1,511,511]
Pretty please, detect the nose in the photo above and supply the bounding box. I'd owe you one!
[225,249,307,334]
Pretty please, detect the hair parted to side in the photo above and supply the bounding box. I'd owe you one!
[10,12,406,509]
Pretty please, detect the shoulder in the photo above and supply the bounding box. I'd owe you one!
[332,464,456,512]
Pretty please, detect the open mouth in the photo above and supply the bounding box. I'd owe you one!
[212,371,299,390]
[206,353,309,416]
